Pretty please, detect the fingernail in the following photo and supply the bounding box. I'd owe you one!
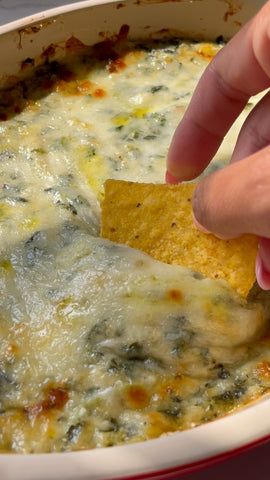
[255,252,270,290]
[165,170,180,184]
[192,212,211,234]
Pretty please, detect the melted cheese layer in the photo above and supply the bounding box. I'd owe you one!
[0,38,269,453]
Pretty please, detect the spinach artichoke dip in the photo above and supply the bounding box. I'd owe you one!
[0,32,269,454]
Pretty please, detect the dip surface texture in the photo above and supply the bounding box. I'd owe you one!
[0,38,269,453]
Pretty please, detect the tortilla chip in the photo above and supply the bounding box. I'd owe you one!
[101,180,258,298]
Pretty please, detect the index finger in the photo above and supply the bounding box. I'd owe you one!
[167,1,270,182]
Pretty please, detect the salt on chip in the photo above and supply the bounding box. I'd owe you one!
[101,180,258,298]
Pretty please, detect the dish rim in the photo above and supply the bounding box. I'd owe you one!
[0,1,268,478]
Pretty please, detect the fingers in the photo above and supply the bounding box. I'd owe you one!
[231,90,270,163]
[192,146,270,239]
[167,1,270,182]
[167,107,226,181]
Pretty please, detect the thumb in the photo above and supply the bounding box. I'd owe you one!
[192,145,270,239]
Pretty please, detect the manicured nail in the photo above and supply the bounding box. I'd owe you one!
[255,252,270,290]
[192,212,211,234]
[165,170,180,184]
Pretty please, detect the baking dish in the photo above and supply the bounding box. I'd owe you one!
[0,0,269,479]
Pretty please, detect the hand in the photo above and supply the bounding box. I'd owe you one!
[166,1,270,289]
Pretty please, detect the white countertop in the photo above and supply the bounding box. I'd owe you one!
[0,1,269,479]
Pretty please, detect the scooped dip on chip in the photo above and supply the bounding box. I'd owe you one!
[101,180,258,298]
